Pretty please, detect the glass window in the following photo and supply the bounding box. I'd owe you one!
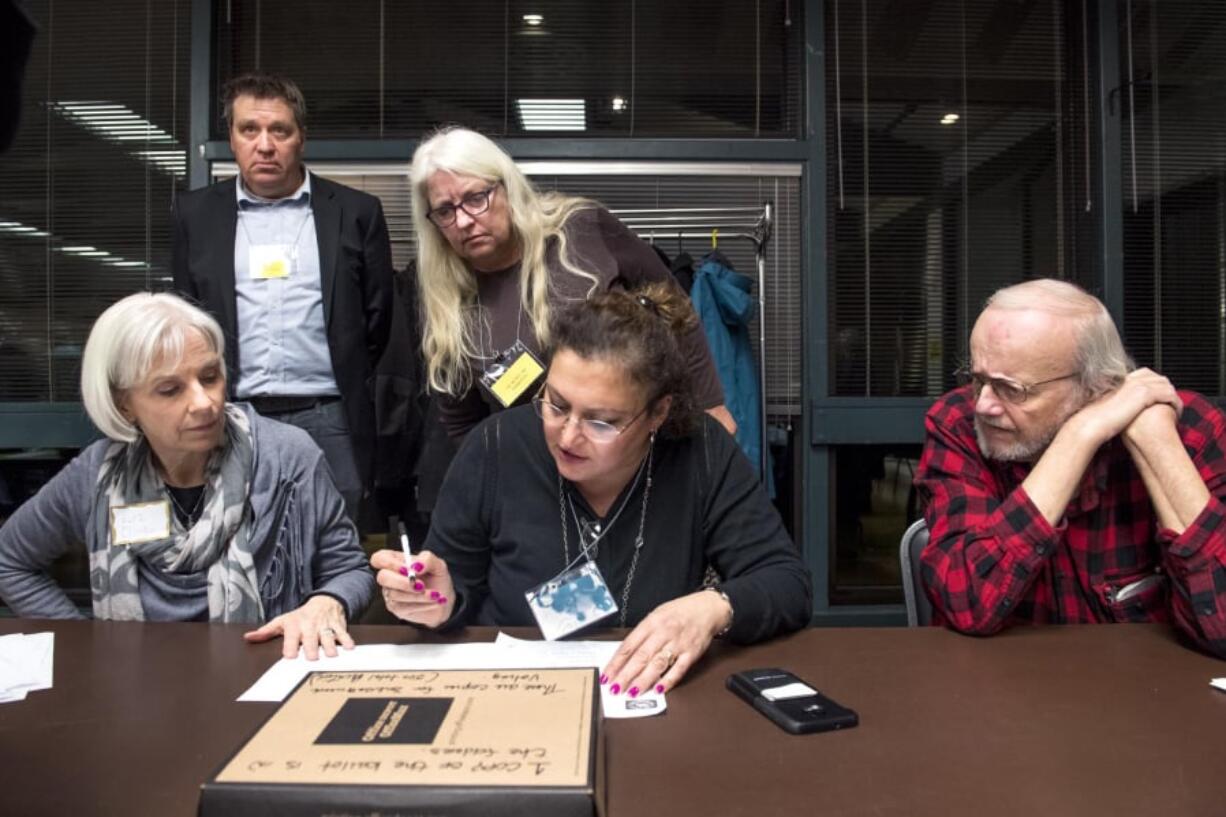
[213,1,802,139]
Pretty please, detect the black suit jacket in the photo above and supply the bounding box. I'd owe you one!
[171,172,394,483]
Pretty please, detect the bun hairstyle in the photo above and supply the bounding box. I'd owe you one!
[550,282,701,437]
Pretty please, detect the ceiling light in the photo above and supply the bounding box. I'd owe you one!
[52,100,186,178]
[940,112,960,125]
[516,98,586,131]
[522,13,543,26]
[611,96,627,113]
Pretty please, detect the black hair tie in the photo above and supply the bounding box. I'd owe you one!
[636,294,662,316]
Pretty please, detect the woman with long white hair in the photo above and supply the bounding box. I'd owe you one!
[410,126,735,438]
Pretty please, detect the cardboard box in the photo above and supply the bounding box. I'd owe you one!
[199,668,603,817]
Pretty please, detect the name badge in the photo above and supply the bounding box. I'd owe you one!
[524,560,617,641]
[249,243,293,279]
[110,500,171,546]
[479,340,545,408]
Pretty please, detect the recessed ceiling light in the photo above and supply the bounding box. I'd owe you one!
[940,112,960,125]
[523,13,544,26]
[52,100,186,177]
[611,96,627,113]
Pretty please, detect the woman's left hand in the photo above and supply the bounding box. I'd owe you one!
[243,595,354,660]
[600,589,732,697]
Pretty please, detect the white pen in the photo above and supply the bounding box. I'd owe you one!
[399,521,417,582]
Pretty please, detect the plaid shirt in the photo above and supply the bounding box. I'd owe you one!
[915,386,1226,659]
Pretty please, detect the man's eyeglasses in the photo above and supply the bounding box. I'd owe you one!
[426,185,497,228]
[954,366,1079,405]
[532,388,649,443]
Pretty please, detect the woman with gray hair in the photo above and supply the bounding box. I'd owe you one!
[410,125,735,438]
[0,292,373,659]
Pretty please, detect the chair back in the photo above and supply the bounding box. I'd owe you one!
[899,519,932,627]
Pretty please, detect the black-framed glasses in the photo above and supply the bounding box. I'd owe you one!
[532,386,649,443]
[954,366,1079,405]
[426,185,497,227]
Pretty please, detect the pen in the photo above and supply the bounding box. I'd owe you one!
[399,521,417,582]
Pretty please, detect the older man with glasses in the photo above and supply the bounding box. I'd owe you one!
[915,278,1226,659]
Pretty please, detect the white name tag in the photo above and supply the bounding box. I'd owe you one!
[249,243,292,279]
[110,500,171,546]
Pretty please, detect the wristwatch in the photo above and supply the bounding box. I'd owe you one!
[705,585,734,637]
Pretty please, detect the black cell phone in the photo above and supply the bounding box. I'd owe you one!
[726,668,859,735]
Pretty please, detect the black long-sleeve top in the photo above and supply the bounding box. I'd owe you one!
[425,405,812,643]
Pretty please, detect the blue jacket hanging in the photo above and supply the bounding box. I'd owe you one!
[690,252,774,496]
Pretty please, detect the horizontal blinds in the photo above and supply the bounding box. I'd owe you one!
[299,168,803,418]
[0,0,190,402]
[826,0,1089,397]
[214,0,802,139]
[1119,0,1226,397]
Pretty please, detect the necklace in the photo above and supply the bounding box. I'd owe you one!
[565,455,647,561]
[166,484,206,527]
[558,443,654,627]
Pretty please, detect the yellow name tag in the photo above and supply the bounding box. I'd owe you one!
[488,352,545,407]
[249,244,292,279]
[110,500,171,546]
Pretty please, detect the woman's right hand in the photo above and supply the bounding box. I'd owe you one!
[370,549,456,627]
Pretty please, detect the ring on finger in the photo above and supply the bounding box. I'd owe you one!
[658,648,676,669]
[320,627,337,638]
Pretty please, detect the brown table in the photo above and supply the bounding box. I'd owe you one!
[1,620,1223,817]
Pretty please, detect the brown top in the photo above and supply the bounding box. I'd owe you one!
[3,620,1224,817]
[438,206,725,438]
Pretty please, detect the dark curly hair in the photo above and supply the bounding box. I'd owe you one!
[549,282,702,437]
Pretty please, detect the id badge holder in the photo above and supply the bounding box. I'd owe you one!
[249,243,293,279]
[478,340,545,408]
[525,560,618,641]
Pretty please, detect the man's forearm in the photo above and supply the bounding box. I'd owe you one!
[1021,415,1103,526]
[1123,414,1210,533]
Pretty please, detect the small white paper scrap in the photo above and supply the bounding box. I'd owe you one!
[1210,678,1226,693]
[0,631,54,703]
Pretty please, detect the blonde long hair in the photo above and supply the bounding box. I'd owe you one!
[410,126,597,396]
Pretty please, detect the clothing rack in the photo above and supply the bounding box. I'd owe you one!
[611,204,774,479]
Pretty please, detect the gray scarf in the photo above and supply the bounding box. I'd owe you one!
[89,404,264,623]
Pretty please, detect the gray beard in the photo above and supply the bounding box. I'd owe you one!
[974,391,1087,463]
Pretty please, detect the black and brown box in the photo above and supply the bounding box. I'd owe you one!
[199,667,604,817]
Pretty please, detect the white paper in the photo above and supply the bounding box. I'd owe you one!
[762,681,819,701]
[1211,678,1226,693]
[0,631,54,703]
[238,633,664,718]
[110,501,170,545]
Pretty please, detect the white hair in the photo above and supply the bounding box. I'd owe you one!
[985,278,1134,398]
[80,292,226,442]
[409,126,596,396]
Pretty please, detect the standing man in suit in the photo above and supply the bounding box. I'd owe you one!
[172,73,393,522]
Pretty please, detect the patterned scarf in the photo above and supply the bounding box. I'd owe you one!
[89,404,263,623]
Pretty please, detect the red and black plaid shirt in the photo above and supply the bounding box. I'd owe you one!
[915,386,1226,659]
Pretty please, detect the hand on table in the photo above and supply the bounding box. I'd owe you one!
[370,548,455,628]
[243,594,353,660]
[600,589,732,698]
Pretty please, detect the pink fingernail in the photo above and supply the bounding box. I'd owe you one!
[398,566,408,576]
[599,674,608,685]
[655,684,665,694]
[411,562,425,573]
[610,684,621,695]
[429,590,440,600]
[437,596,448,605]
[628,687,639,698]
[413,581,424,592]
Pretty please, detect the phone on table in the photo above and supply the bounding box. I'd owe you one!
[726,668,859,735]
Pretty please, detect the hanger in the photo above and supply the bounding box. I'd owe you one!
[711,228,719,249]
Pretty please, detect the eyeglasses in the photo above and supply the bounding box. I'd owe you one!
[954,366,1079,405]
[426,185,497,228]
[532,388,649,443]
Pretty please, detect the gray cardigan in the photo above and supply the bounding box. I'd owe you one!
[0,404,374,621]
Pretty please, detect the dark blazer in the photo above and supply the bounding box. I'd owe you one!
[171,172,394,483]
